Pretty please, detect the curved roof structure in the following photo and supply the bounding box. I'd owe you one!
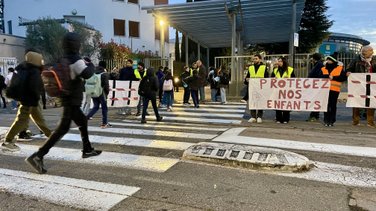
[328,32,370,45]
[143,0,306,48]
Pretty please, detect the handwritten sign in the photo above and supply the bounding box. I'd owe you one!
[107,80,140,107]
[248,78,330,111]
[347,73,376,108]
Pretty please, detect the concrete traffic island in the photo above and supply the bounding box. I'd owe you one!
[182,142,314,172]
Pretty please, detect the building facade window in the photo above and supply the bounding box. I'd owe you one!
[113,19,125,36]
[129,21,140,38]
[128,0,138,4]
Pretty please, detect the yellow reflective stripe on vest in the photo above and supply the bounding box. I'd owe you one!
[273,67,293,78]
[134,69,141,79]
[248,65,266,78]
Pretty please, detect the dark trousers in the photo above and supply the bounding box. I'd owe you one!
[41,90,46,109]
[87,95,108,125]
[142,94,160,120]
[309,112,320,119]
[183,87,190,103]
[276,110,290,123]
[324,91,339,124]
[158,87,163,103]
[0,90,6,108]
[191,89,199,108]
[250,110,263,118]
[36,105,93,158]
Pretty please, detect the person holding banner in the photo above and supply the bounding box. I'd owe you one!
[271,57,295,124]
[246,54,269,123]
[347,45,376,127]
[306,53,324,122]
[320,54,347,127]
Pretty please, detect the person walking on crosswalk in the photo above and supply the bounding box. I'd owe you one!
[25,32,102,174]
[138,68,163,124]
[0,50,52,152]
[86,61,111,128]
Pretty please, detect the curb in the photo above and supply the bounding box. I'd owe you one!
[182,142,314,172]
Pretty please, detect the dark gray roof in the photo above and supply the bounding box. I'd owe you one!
[143,0,306,48]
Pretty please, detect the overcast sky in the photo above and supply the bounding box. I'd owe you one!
[169,0,376,51]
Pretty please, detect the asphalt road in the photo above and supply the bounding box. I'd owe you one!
[0,101,375,211]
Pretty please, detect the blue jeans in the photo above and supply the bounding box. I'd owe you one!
[87,95,108,124]
[191,89,199,108]
[164,91,173,107]
[211,89,218,102]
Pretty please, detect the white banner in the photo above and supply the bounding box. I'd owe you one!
[248,78,330,111]
[107,80,140,108]
[347,73,376,108]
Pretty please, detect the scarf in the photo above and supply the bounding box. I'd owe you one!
[360,54,372,72]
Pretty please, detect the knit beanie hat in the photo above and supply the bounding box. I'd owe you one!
[25,51,44,67]
[326,54,337,63]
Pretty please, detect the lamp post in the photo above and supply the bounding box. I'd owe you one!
[159,19,165,66]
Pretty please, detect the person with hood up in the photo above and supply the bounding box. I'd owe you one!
[139,68,163,124]
[0,50,52,152]
[319,54,347,127]
[25,32,102,174]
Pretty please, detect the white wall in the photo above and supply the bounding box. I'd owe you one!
[3,0,168,56]
[0,34,25,61]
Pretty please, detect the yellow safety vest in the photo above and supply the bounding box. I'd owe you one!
[273,67,294,78]
[134,68,147,79]
[321,66,343,92]
[248,65,266,78]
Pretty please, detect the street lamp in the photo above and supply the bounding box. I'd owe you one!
[159,19,165,66]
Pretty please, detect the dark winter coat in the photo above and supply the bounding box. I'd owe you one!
[95,67,110,96]
[308,61,324,78]
[119,66,137,81]
[15,62,43,107]
[184,72,200,91]
[140,68,159,97]
[347,55,376,73]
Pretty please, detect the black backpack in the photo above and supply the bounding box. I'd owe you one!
[6,68,29,101]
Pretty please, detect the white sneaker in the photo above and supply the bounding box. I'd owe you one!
[0,142,21,152]
[248,118,256,123]
[240,99,246,103]
[257,117,262,123]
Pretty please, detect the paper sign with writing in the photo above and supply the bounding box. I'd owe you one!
[347,73,376,108]
[248,78,330,111]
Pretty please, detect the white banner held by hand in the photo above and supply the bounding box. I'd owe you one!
[248,78,330,111]
[347,73,376,108]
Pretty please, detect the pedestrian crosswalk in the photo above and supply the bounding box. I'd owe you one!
[0,103,246,210]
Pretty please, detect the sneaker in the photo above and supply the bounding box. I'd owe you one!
[82,149,102,158]
[156,116,163,122]
[329,123,334,127]
[283,121,288,124]
[0,142,20,152]
[141,119,147,124]
[324,123,329,127]
[17,131,33,141]
[25,153,47,174]
[100,123,112,129]
[248,118,256,123]
[352,121,360,126]
[183,103,190,106]
[367,123,375,128]
[256,117,262,123]
[275,121,281,124]
[135,112,141,116]
[240,99,247,103]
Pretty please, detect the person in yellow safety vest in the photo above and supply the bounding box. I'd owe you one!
[271,57,295,124]
[134,62,147,80]
[135,62,147,116]
[320,54,347,127]
[246,54,269,124]
[190,62,198,76]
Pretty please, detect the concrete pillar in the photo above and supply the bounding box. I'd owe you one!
[289,0,297,68]
[185,34,189,67]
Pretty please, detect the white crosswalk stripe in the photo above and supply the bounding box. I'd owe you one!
[0,104,248,210]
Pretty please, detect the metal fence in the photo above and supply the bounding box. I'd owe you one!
[215,52,358,79]
[104,58,169,72]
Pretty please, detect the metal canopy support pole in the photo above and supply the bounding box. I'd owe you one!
[198,43,201,61]
[160,23,165,66]
[185,34,189,67]
[207,47,210,67]
[289,0,297,68]
[229,13,237,97]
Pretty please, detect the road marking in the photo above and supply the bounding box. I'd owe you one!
[0,144,179,172]
[275,161,376,188]
[158,111,242,118]
[0,168,139,211]
[159,106,244,113]
[61,133,194,151]
[213,128,376,158]
[78,126,218,139]
[174,104,246,109]
[137,116,242,125]
[0,127,8,135]
[114,121,228,132]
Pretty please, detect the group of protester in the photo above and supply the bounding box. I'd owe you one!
[242,45,376,127]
